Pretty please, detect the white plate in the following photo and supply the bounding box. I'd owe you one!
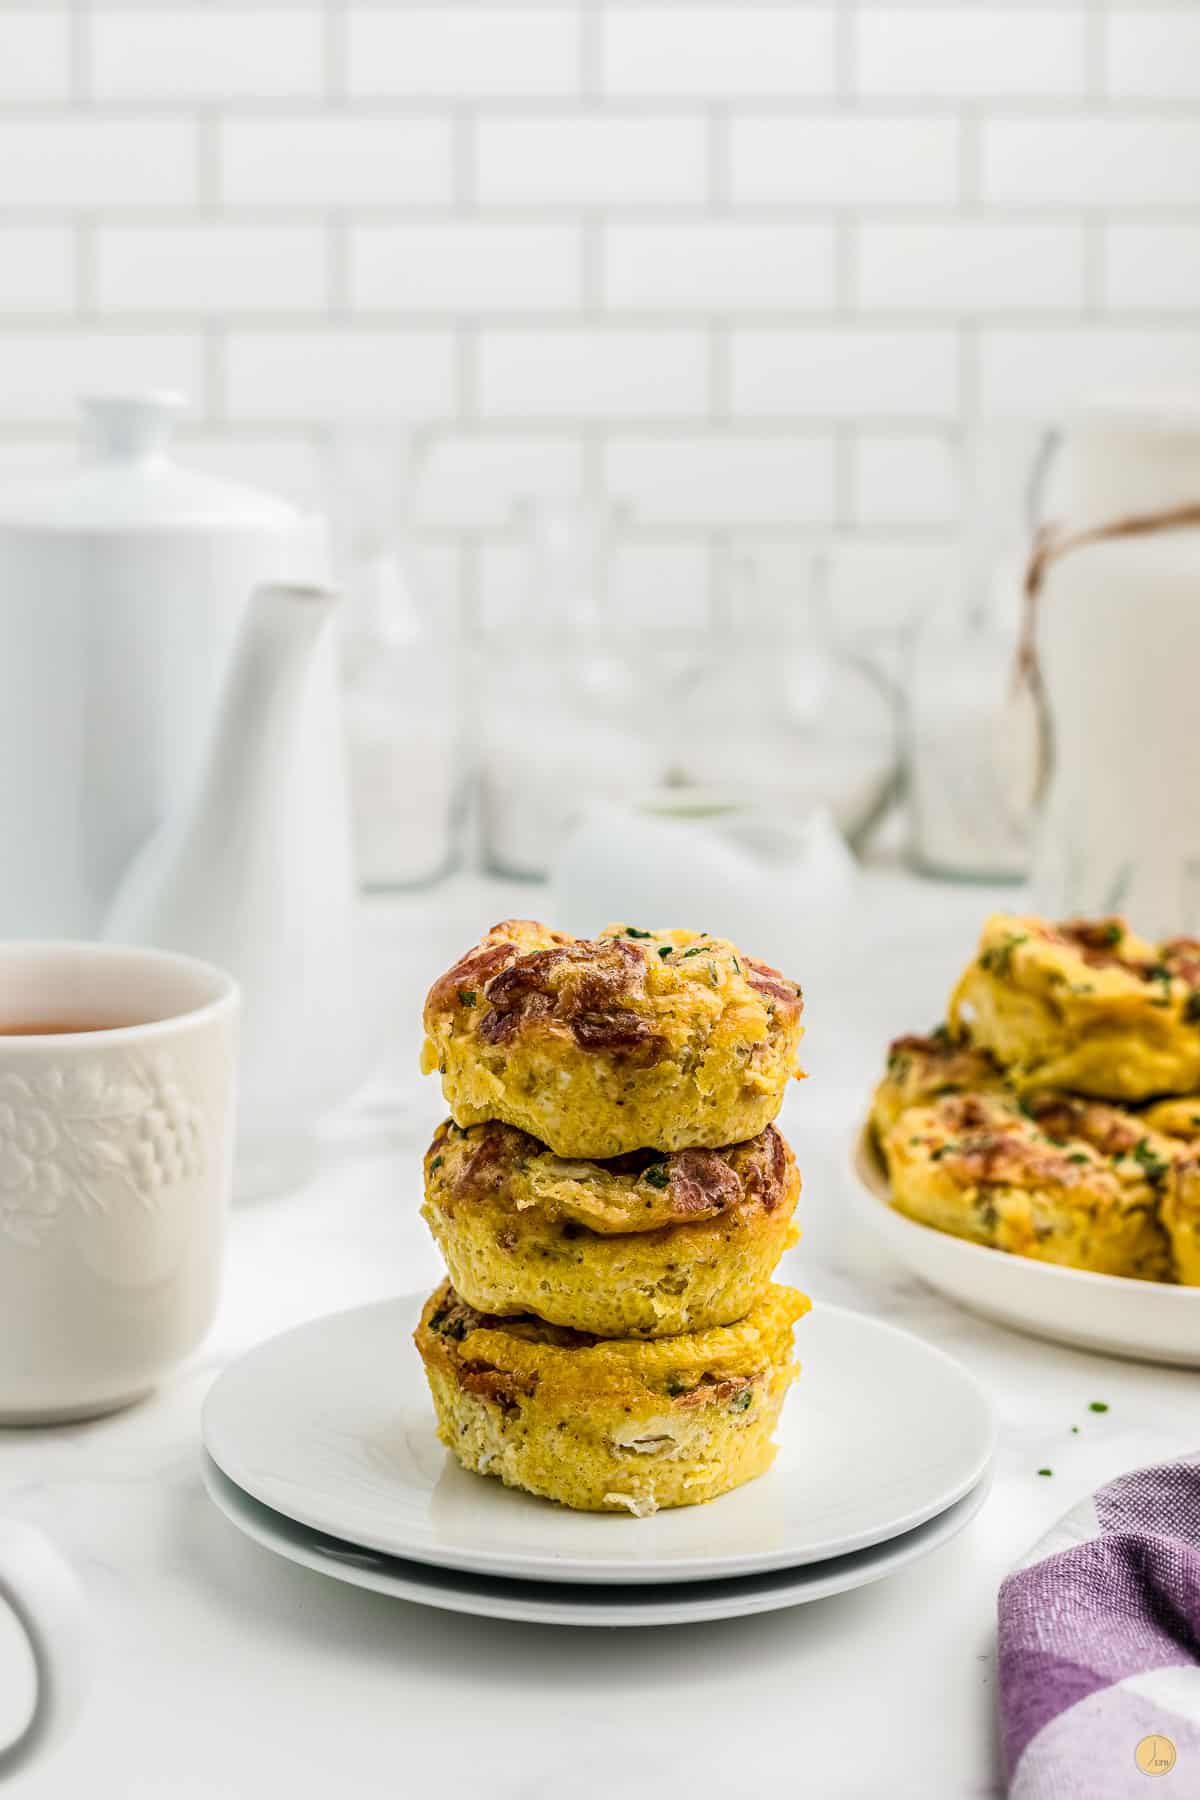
[202,1454,992,1629]
[202,1293,994,1587]
[853,1126,1200,1369]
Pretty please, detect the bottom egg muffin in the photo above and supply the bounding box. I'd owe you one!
[421,1118,800,1338]
[414,1279,809,1515]
[880,1090,1173,1281]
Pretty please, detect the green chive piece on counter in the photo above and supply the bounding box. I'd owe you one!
[1089,1401,1110,1414]
[1038,1468,1054,1478]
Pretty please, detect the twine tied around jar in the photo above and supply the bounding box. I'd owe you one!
[1015,501,1200,801]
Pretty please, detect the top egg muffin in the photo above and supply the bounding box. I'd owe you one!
[421,920,804,1159]
[949,914,1200,1102]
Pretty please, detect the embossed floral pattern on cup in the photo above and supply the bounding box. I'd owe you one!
[0,1057,205,1249]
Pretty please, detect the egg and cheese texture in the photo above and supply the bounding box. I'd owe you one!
[870,1028,1008,1141]
[421,920,804,1159]
[421,1118,800,1339]
[881,1089,1173,1281]
[949,914,1200,1102]
[415,1279,808,1514]
[1142,1100,1200,1285]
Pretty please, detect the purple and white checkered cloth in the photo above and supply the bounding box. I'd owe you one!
[998,1456,1200,1797]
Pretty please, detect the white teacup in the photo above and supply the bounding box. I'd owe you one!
[0,942,238,1424]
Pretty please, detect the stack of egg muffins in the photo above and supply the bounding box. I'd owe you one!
[414,920,809,1515]
[870,913,1200,1285]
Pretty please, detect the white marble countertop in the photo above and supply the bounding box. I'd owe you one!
[5,865,1200,1800]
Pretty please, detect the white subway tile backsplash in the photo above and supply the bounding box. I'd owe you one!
[0,0,1189,637]
[414,435,583,528]
[347,8,580,99]
[731,116,959,207]
[476,115,707,207]
[610,540,711,630]
[221,118,453,207]
[0,119,197,208]
[856,223,1085,313]
[602,7,835,98]
[732,329,959,419]
[96,225,329,313]
[225,330,457,421]
[92,9,322,101]
[604,224,835,311]
[0,10,69,102]
[350,224,582,312]
[734,538,955,638]
[0,332,202,423]
[1105,12,1200,101]
[604,435,834,526]
[983,119,1200,209]
[979,328,1200,417]
[480,329,709,419]
[855,9,1085,99]
[852,434,959,526]
[1104,225,1200,312]
[0,228,74,313]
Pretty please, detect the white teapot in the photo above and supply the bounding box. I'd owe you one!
[0,393,324,938]
[0,395,364,1190]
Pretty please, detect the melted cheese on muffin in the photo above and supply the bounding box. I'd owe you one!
[881,1089,1173,1280]
[949,914,1200,1101]
[870,1027,1008,1140]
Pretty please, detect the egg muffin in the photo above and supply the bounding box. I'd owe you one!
[870,1027,1008,1141]
[421,920,804,1159]
[415,1279,809,1515]
[421,1118,800,1339]
[1142,1099,1200,1285]
[880,1089,1172,1280]
[949,915,1200,1102]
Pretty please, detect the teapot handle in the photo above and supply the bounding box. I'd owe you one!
[0,1521,90,1778]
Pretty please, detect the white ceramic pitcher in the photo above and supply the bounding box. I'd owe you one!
[0,401,363,1188]
[0,393,324,939]
[1030,399,1200,936]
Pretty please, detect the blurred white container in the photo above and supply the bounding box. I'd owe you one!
[479,501,659,879]
[906,561,1034,883]
[1031,398,1200,935]
[327,424,464,891]
[553,794,857,977]
[668,557,900,847]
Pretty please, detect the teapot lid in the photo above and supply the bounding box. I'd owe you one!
[0,394,307,533]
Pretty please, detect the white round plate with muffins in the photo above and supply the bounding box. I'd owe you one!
[201,1450,992,1629]
[201,1289,994,1587]
[204,915,995,1619]
[855,911,1200,1366]
[853,1128,1200,1367]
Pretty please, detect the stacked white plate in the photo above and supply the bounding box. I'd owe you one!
[201,1295,995,1628]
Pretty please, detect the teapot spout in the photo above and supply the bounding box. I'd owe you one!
[106,583,366,1183]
